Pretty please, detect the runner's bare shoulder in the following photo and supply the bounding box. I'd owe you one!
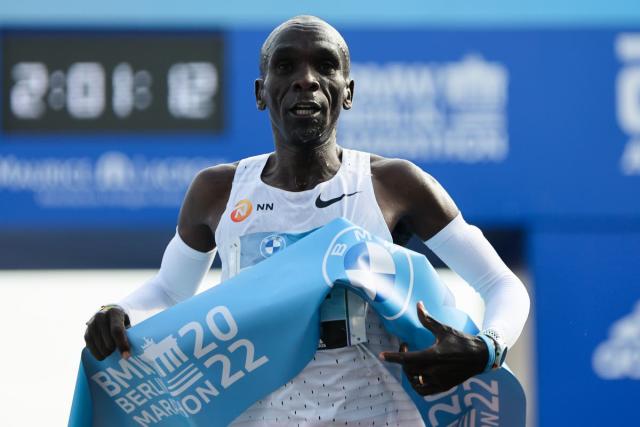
[369,154,432,206]
[178,162,239,249]
[369,154,458,240]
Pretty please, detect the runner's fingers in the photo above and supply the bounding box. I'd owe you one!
[417,301,445,337]
[84,329,102,360]
[109,311,131,357]
[382,340,423,364]
[88,313,110,360]
[86,323,107,360]
[100,321,116,355]
[380,350,407,365]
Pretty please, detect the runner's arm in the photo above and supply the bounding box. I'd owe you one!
[378,160,529,394]
[84,164,234,360]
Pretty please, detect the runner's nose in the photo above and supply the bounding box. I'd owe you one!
[293,65,320,92]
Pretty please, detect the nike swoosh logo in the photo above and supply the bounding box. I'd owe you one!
[315,191,361,208]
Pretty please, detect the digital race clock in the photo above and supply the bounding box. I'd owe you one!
[1,30,225,133]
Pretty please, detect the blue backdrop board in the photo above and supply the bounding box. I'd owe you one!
[529,230,640,426]
[1,28,639,227]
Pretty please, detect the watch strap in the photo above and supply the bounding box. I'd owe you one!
[477,333,496,373]
[481,328,508,369]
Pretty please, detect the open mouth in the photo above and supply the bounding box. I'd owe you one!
[289,102,322,117]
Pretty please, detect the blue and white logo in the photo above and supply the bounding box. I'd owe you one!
[343,241,396,302]
[322,227,414,320]
[260,234,287,258]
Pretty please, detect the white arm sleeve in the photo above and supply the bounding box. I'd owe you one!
[425,214,530,347]
[119,230,217,324]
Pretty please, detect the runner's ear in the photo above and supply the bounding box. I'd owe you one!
[343,79,354,110]
[255,79,266,110]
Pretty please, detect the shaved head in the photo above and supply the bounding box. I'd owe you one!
[259,15,350,77]
[254,15,355,146]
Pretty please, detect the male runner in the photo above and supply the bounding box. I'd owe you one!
[85,16,530,425]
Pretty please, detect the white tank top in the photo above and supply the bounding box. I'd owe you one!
[215,148,424,426]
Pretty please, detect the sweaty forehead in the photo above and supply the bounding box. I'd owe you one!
[270,33,342,58]
[260,20,350,73]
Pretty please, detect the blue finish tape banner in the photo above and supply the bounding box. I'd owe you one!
[68,218,525,426]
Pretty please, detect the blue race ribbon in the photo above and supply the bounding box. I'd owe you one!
[69,218,525,426]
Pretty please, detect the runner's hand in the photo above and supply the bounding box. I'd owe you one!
[380,301,488,395]
[84,305,131,361]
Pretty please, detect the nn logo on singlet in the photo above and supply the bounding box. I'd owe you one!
[230,200,274,222]
[231,199,253,222]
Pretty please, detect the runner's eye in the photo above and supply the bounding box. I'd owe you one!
[275,61,292,73]
[319,61,337,74]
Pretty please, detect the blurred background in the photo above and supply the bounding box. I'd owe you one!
[1,1,639,425]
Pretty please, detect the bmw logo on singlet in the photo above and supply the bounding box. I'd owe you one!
[322,226,415,320]
[259,234,287,258]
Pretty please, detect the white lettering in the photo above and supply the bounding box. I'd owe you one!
[463,392,499,413]
[150,403,170,421]
[354,229,372,242]
[179,321,219,359]
[181,394,202,415]
[158,399,177,416]
[195,380,220,403]
[203,354,245,388]
[331,243,348,256]
[0,156,92,191]
[206,306,238,341]
[462,378,499,395]
[169,398,188,417]
[106,358,146,389]
[615,34,640,175]
[132,410,157,426]
[128,356,155,376]
[617,67,640,134]
[480,410,500,426]
[125,388,148,407]
[137,382,158,400]
[115,397,136,414]
[91,371,121,397]
[0,153,218,200]
[340,57,509,164]
[621,139,640,175]
[227,338,269,372]
[428,394,461,426]
[593,300,640,379]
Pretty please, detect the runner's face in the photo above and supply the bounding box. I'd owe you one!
[257,25,353,145]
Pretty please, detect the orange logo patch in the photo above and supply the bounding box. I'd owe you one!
[231,199,253,222]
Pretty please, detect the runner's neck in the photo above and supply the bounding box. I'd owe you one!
[262,141,342,192]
